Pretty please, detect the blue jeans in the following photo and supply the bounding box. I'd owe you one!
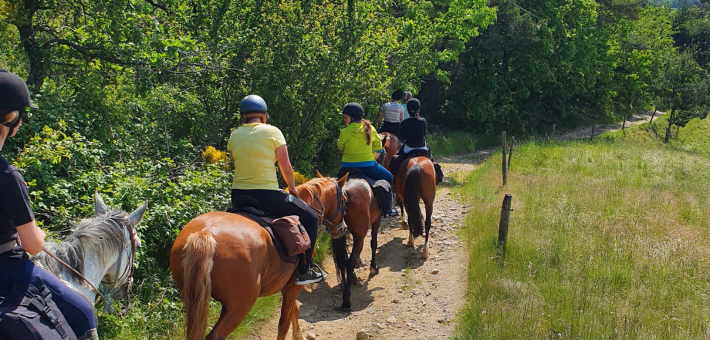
[340,163,393,184]
[0,255,97,337]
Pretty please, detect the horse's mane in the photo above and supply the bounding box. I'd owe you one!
[297,177,333,196]
[33,210,130,276]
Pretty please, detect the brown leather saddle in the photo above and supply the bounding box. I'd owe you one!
[227,196,299,263]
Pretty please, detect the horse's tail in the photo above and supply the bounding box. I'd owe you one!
[404,164,424,238]
[182,231,217,340]
[331,234,350,283]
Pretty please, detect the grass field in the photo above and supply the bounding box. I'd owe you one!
[453,117,710,339]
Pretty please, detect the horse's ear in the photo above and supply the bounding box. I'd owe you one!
[94,191,109,216]
[337,173,349,187]
[129,201,148,227]
[316,170,324,178]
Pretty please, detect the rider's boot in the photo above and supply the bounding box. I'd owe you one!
[295,254,326,285]
[78,328,99,340]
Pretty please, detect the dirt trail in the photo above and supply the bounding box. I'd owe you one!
[245,111,662,340]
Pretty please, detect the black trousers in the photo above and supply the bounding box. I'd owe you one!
[231,189,318,265]
[380,121,402,140]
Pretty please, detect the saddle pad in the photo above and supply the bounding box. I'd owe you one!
[234,212,299,263]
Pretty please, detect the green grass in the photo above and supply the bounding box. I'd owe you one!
[454,119,710,339]
[99,233,333,339]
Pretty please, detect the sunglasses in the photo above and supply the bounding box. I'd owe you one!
[1,110,23,127]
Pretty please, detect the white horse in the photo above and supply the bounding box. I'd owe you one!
[32,192,147,313]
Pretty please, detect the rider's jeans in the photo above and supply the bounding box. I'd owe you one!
[342,163,394,184]
[0,255,97,336]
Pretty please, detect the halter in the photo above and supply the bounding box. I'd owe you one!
[306,179,348,238]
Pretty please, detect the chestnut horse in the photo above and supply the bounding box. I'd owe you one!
[394,156,437,258]
[323,172,383,310]
[377,132,402,170]
[170,176,347,340]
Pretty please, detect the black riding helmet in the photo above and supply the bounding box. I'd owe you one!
[0,70,37,128]
[340,102,364,121]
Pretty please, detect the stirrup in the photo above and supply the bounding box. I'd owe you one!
[311,263,328,279]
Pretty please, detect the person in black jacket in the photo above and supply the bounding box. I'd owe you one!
[391,98,443,183]
[0,70,98,340]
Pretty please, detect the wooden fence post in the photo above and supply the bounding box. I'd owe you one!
[590,124,596,140]
[498,194,513,250]
[502,131,507,185]
[508,136,515,169]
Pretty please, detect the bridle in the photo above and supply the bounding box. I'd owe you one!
[100,223,138,316]
[306,179,348,237]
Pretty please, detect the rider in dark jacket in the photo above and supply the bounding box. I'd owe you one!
[0,70,98,340]
[391,98,444,183]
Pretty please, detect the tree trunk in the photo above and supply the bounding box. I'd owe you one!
[14,0,45,90]
[664,109,675,143]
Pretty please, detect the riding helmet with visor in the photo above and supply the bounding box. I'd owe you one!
[340,102,364,121]
[0,69,38,128]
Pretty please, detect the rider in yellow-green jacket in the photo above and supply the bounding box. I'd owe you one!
[337,102,397,216]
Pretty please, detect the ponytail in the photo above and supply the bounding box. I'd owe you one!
[362,119,373,145]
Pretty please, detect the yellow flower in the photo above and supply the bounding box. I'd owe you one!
[202,146,228,164]
[293,171,310,186]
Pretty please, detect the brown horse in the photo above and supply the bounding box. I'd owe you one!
[321,170,383,310]
[377,132,402,170]
[394,156,437,258]
[169,176,347,340]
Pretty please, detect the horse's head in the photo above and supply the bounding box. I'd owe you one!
[309,171,348,237]
[94,192,147,309]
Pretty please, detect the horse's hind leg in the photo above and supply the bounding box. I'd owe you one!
[422,200,434,259]
[207,299,256,340]
[279,281,304,340]
[370,217,381,276]
[399,194,408,230]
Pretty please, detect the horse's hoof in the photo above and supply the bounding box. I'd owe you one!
[407,234,414,247]
[422,245,429,259]
[401,222,409,230]
[369,265,379,277]
[339,304,353,312]
[355,258,364,268]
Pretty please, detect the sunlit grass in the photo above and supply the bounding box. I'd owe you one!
[454,134,710,339]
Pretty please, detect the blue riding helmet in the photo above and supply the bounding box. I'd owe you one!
[240,95,268,115]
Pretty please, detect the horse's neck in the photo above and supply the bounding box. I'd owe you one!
[47,243,115,303]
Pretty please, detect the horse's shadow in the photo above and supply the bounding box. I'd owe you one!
[297,230,429,322]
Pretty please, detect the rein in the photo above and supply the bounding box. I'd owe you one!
[42,248,118,315]
[42,223,137,317]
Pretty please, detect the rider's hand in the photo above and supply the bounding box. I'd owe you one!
[288,187,299,197]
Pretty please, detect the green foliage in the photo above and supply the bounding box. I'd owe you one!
[454,135,710,338]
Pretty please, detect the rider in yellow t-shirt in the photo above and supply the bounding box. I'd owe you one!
[228,95,325,285]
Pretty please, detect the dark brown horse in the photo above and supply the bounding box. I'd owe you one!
[377,132,402,170]
[394,156,437,258]
[170,176,347,340]
[319,170,383,310]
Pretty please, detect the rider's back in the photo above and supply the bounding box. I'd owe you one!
[228,123,286,191]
